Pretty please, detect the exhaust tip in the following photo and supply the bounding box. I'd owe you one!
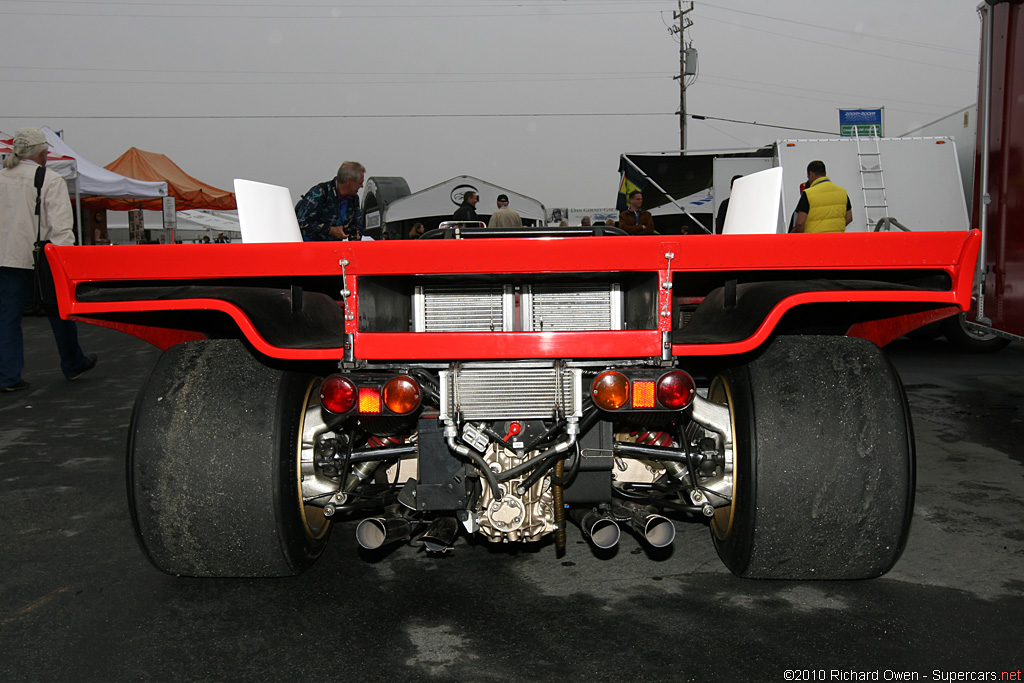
[588,517,621,550]
[573,508,621,550]
[355,518,388,550]
[640,515,676,548]
[423,517,459,554]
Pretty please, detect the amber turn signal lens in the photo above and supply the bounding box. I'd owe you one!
[320,376,357,414]
[358,387,382,414]
[631,380,656,409]
[382,375,421,415]
[592,371,629,410]
[657,371,695,410]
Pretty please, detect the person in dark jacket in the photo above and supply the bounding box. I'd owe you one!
[453,190,480,222]
[295,161,365,241]
[618,190,655,235]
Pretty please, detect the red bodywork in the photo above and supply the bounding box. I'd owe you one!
[47,230,979,362]
[975,0,1024,339]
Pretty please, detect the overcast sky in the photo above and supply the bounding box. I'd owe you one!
[2,0,982,210]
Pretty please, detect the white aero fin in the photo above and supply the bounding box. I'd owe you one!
[235,179,303,243]
[722,167,784,235]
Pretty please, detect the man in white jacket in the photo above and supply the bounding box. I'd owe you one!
[0,127,96,392]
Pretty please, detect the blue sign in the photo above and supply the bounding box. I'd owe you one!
[839,108,884,137]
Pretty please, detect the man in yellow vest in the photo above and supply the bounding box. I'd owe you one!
[793,160,852,233]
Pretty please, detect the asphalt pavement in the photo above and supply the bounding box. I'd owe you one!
[1,318,1022,683]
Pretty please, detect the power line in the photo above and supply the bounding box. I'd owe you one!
[3,112,678,120]
[1,65,675,77]
[690,114,837,136]
[0,75,671,86]
[6,0,669,5]
[693,77,954,116]
[0,6,669,19]
[694,2,975,56]
[698,73,963,111]
[698,15,976,73]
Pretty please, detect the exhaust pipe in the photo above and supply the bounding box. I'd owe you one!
[570,508,621,550]
[616,501,676,548]
[355,515,412,550]
[422,516,459,554]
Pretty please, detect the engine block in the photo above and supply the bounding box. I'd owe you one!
[475,444,555,543]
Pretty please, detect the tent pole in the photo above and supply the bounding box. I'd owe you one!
[74,165,83,245]
[622,155,711,234]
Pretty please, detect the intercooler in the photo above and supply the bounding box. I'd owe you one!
[521,283,622,331]
[439,362,583,421]
[412,285,515,332]
[412,283,622,333]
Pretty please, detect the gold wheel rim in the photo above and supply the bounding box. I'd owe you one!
[708,375,737,541]
[297,377,331,540]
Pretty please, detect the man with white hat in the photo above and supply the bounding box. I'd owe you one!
[0,127,96,392]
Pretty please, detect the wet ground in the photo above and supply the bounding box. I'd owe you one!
[1,319,1022,682]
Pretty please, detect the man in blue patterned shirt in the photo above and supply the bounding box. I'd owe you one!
[294,161,366,241]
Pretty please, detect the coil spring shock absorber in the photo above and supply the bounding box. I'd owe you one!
[344,435,407,490]
[632,429,691,482]
[632,430,674,447]
[367,435,404,448]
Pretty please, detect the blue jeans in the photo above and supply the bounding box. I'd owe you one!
[0,267,89,386]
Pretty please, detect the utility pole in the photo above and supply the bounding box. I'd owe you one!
[671,1,696,150]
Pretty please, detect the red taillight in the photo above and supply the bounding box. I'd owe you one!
[592,371,629,411]
[657,371,695,410]
[382,376,421,415]
[358,387,382,414]
[320,376,357,414]
[631,380,656,409]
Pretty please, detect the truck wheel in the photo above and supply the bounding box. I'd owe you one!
[942,313,1010,353]
[127,339,330,577]
[709,335,914,580]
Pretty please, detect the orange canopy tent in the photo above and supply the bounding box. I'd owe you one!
[90,147,236,211]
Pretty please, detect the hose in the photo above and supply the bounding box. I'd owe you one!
[515,447,566,496]
[447,433,503,501]
[496,443,562,482]
[550,442,581,486]
[511,408,597,494]
[495,407,595,482]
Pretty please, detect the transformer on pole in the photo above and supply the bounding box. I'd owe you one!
[672,2,696,150]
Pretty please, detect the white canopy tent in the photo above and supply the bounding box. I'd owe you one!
[371,175,546,229]
[41,127,168,243]
[41,127,167,200]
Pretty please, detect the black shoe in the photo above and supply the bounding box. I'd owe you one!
[1,380,30,392]
[67,354,98,381]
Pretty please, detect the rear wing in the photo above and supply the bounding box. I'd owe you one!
[46,230,980,363]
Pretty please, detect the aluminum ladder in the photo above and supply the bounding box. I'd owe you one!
[855,126,889,231]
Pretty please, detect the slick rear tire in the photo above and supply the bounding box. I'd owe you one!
[127,339,330,577]
[709,335,914,580]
